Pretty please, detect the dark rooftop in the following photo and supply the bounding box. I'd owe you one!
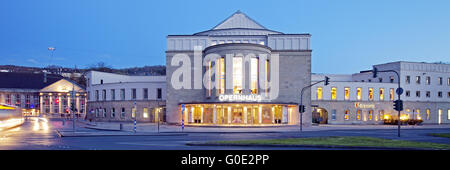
[0,72,63,89]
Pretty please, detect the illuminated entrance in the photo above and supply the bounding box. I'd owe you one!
[181,103,295,126]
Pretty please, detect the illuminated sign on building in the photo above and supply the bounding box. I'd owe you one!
[354,102,375,109]
[218,94,262,102]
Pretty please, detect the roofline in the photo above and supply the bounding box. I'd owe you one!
[193,28,283,35]
[211,10,268,30]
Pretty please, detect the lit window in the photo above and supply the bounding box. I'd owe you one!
[448,110,450,120]
[438,77,443,85]
[379,110,384,121]
[217,57,225,94]
[368,88,374,100]
[416,109,421,120]
[131,107,136,118]
[426,76,431,85]
[356,88,362,100]
[368,110,373,120]
[426,109,430,120]
[233,57,243,94]
[211,41,217,46]
[331,87,337,100]
[344,88,350,100]
[317,87,323,100]
[379,88,385,101]
[344,110,349,120]
[416,76,421,84]
[406,76,410,84]
[259,41,265,45]
[250,58,259,94]
[143,108,149,118]
[357,110,361,120]
[390,88,394,101]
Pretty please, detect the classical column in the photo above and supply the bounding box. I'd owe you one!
[58,95,62,114]
[227,107,231,124]
[49,95,53,114]
[76,95,80,114]
[272,106,275,123]
[67,94,71,115]
[200,107,203,123]
[39,94,43,115]
[243,106,247,124]
[282,106,288,123]
[213,106,217,124]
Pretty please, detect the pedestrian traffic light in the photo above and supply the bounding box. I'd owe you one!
[372,67,378,78]
[324,76,330,86]
[70,103,75,111]
[393,100,403,111]
[299,105,305,113]
[55,98,59,104]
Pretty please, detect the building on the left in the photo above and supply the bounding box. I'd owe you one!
[0,72,86,117]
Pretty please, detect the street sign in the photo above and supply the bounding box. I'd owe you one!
[396,88,403,95]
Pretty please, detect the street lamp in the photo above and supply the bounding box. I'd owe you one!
[372,67,403,137]
[299,76,330,133]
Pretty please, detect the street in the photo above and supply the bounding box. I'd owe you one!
[1,119,449,150]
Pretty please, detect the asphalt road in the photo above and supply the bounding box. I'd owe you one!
[1,119,449,150]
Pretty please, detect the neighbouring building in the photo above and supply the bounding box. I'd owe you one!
[166,11,312,126]
[85,71,166,122]
[0,72,86,117]
[311,61,450,125]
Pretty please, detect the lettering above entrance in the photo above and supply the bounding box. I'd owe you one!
[218,94,262,102]
[354,102,375,109]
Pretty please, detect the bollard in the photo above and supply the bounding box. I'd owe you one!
[119,123,123,131]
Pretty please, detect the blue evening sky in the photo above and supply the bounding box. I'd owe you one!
[0,0,449,74]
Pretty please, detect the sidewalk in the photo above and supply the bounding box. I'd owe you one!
[75,120,450,133]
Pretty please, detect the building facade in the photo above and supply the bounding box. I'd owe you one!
[85,71,166,122]
[311,61,450,125]
[166,11,312,126]
[0,72,86,117]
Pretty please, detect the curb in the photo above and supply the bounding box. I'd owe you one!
[56,131,188,137]
[83,126,121,131]
[186,142,430,150]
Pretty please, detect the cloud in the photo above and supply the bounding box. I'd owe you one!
[27,59,40,65]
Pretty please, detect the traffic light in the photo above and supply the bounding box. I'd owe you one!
[55,98,59,104]
[299,105,305,113]
[393,100,403,111]
[70,102,75,111]
[372,67,378,78]
[324,76,330,86]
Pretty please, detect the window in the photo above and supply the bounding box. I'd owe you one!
[368,110,373,120]
[264,60,270,96]
[390,88,394,101]
[87,91,90,101]
[368,79,372,82]
[111,89,115,101]
[416,91,420,97]
[100,79,103,84]
[356,88,362,100]
[390,76,394,83]
[95,90,99,101]
[379,110,384,121]
[207,60,212,97]
[331,110,336,120]
[331,87,337,100]
[416,76,420,84]
[405,90,410,97]
[344,110,349,120]
[448,92,450,98]
[103,108,107,117]
[131,107,136,118]
[357,110,361,120]
[132,88,136,100]
[316,87,323,100]
[448,78,450,86]
[438,91,442,98]
[250,58,259,94]
[426,76,431,85]
[438,77,443,85]
[217,57,225,94]
[121,108,125,118]
[95,108,99,117]
[426,109,430,120]
[143,88,148,100]
[143,108,149,118]
[448,110,450,120]
[157,88,162,99]
[102,89,106,101]
[406,76,410,84]
[368,88,374,101]
[426,91,431,98]
[233,56,243,94]
[111,108,115,118]
[379,88,385,101]
[259,41,265,45]
[120,89,125,100]
[416,109,421,120]
[379,78,383,82]
[344,87,350,100]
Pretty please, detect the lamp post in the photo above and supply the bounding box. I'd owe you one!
[372,67,403,137]
[299,76,329,133]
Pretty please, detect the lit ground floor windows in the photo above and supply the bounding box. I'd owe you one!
[181,103,296,126]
